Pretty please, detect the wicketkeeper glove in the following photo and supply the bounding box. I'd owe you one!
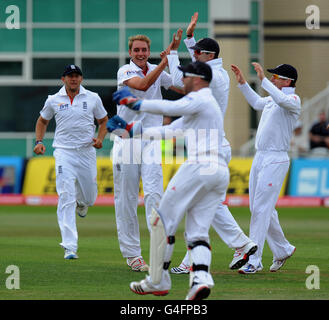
[112,87,142,111]
[106,115,142,138]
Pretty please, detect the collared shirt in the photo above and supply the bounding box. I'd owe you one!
[238,78,301,152]
[168,55,230,115]
[168,37,230,144]
[116,60,173,128]
[140,87,225,164]
[40,85,107,149]
[182,37,230,117]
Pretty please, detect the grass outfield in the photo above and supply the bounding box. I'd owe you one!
[0,205,328,300]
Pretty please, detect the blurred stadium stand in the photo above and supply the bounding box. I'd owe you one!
[1,0,328,156]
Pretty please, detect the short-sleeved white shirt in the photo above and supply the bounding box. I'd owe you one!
[40,85,108,149]
[116,60,173,128]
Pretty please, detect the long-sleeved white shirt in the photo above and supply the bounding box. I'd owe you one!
[139,87,225,164]
[167,37,230,143]
[238,78,301,152]
[183,37,230,117]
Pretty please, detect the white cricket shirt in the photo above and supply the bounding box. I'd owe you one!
[116,60,173,128]
[238,78,301,152]
[40,85,108,149]
[183,37,231,117]
[140,87,225,164]
[168,37,230,144]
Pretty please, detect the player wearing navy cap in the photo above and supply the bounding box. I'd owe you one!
[108,61,230,300]
[231,62,300,273]
[34,65,108,259]
[165,13,257,275]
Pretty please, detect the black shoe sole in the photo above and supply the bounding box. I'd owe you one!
[230,245,258,270]
[192,286,211,301]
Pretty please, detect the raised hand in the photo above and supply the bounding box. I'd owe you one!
[187,12,198,36]
[171,28,183,50]
[251,62,265,81]
[165,28,183,54]
[231,64,246,85]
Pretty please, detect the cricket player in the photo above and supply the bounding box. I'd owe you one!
[231,62,300,273]
[33,65,108,259]
[113,35,181,272]
[108,61,230,300]
[165,13,257,274]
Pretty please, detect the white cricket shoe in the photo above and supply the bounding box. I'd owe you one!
[270,247,296,272]
[64,249,78,260]
[185,283,211,301]
[238,263,262,274]
[76,202,88,218]
[127,256,149,272]
[170,262,190,274]
[130,278,169,296]
[229,241,258,270]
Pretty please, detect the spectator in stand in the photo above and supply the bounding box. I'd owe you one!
[309,110,329,150]
[290,121,308,157]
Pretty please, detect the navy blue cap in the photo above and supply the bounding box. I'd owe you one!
[267,64,298,81]
[189,38,220,56]
[62,64,83,77]
[178,61,212,83]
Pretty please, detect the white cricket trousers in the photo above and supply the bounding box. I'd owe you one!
[212,141,250,248]
[248,151,295,268]
[54,146,98,253]
[158,161,230,289]
[112,137,163,258]
[180,141,250,267]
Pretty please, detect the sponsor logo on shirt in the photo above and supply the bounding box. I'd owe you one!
[83,101,87,111]
[59,103,69,111]
[125,70,138,76]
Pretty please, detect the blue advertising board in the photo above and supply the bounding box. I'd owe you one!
[289,158,329,197]
[0,157,24,194]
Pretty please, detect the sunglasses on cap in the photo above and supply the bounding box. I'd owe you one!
[272,74,294,81]
[194,49,216,55]
[182,72,205,79]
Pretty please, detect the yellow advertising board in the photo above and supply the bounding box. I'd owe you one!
[227,158,287,196]
[23,157,287,196]
[23,157,114,195]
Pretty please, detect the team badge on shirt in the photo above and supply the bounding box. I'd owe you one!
[83,101,87,111]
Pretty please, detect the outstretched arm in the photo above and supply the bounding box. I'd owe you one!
[113,87,200,117]
[186,12,198,37]
[231,64,266,111]
[251,62,300,113]
[184,12,199,61]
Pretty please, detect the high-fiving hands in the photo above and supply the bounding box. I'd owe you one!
[187,12,198,36]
